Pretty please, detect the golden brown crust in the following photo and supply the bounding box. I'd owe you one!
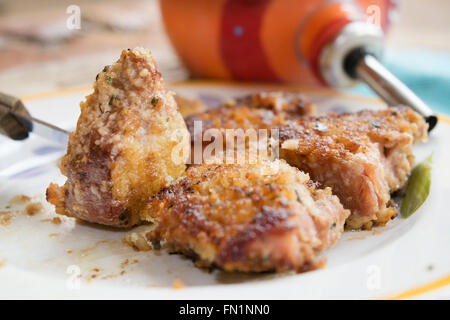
[185,91,315,144]
[174,94,207,118]
[230,91,316,117]
[46,48,190,227]
[278,106,427,229]
[46,183,66,216]
[278,107,427,161]
[145,158,349,272]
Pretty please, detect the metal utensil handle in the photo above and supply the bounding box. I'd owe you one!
[0,92,32,140]
[355,54,438,131]
[0,91,71,143]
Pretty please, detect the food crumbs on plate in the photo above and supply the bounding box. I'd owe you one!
[66,250,73,254]
[42,217,62,224]
[120,259,129,268]
[79,240,113,257]
[25,202,43,216]
[52,217,62,224]
[0,258,7,268]
[100,274,117,280]
[8,195,31,206]
[49,233,59,238]
[120,258,138,270]
[172,278,185,290]
[0,211,14,226]
[427,265,434,271]
[122,232,153,251]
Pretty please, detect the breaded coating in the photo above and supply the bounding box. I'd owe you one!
[47,48,190,227]
[145,158,349,273]
[174,94,207,118]
[230,91,316,117]
[186,91,315,144]
[278,107,427,229]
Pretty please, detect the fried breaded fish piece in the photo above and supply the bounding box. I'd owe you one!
[278,107,427,229]
[185,91,315,144]
[145,158,349,273]
[47,48,190,227]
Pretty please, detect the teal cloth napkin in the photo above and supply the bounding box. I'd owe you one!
[345,49,450,115]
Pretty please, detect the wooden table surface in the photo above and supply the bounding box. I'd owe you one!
[0,0,449,97]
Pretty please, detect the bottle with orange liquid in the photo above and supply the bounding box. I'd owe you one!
[161,0,436,129]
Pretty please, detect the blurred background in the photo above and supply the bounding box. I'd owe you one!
[0,0,448,112]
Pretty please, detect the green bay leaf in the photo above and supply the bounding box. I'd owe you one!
[401,154,432,218]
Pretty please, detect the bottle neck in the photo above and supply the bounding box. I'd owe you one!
[318,21,384,87]
[297,1,384,87]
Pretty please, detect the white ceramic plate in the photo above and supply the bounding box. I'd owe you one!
[0,81,449,299]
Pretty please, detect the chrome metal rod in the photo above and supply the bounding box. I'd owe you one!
[355,54,437,131]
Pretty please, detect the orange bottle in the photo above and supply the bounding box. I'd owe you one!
[160,0,395,86]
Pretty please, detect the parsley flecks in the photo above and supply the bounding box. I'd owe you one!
[330,222,336,230]
[166,117,170,122]
[151,97,159,107]
[105,75,113,85]
[109,95,116,105]
[295,190,302,204]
